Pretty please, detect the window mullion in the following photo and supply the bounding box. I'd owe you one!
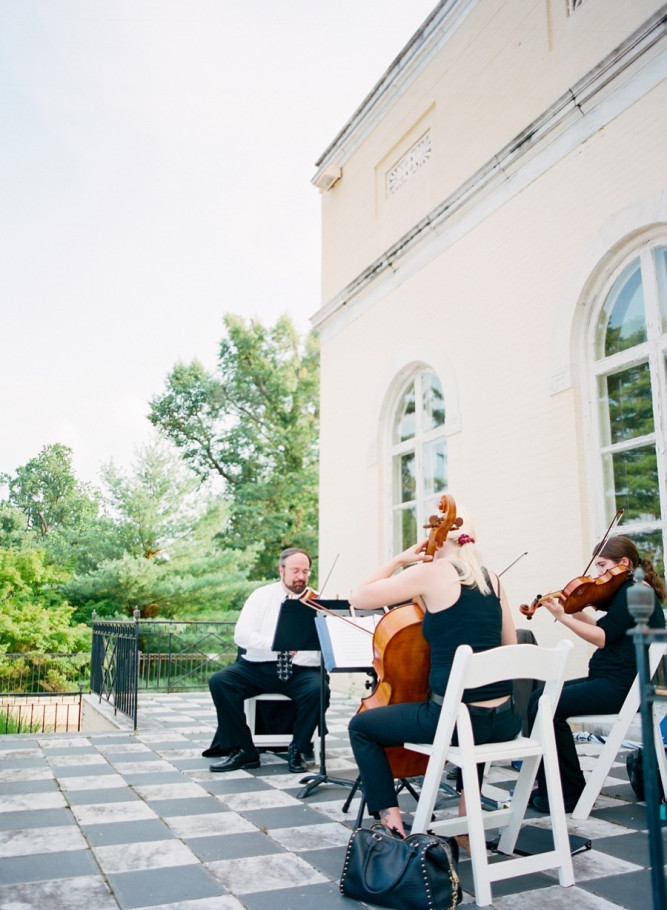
[600,431,656,456]
[592,342,650,377]
[414,372,425,531]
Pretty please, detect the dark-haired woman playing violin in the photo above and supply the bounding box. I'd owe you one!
[528,535,666,813]
[347,506,520,838]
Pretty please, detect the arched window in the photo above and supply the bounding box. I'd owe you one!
[592,241,667,572]
[391,370,447,551]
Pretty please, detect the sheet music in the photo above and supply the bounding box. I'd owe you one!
[314,613,380,671]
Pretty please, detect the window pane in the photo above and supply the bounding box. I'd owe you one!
[655,246,667,334]
[394,506,417,551]
[623,528,665,580]
[393,452,416,504]
[602,445,660,523]
[394,383,416,442]
[595,259,647,358]
[422,373,445,431]
[422,439,446,498]
[597,361,653,445]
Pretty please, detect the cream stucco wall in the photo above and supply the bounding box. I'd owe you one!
[312,0,667,682]
[318,0,664,301]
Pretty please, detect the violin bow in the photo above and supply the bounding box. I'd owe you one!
[298,554,374,637]
[498,551,528,577]
[301,597,374,636]
[317,552,339,597]
[583,508,624,576]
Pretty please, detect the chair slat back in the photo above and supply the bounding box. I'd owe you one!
[448,640,572,695]
[426,641,573,770]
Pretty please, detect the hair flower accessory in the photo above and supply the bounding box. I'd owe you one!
[457,534,475,546]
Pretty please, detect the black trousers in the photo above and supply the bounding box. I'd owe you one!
[348,697,521,814]
[207,658,328,754]
[527,675,629,803]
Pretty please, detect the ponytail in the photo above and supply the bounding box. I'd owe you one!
[597,534,665,603]
[639,556,666,603]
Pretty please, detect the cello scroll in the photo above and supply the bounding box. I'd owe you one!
[424,494,463,558]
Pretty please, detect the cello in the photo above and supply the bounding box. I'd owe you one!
[357,494,462,779]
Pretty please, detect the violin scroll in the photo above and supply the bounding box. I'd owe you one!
[519,595,543,620]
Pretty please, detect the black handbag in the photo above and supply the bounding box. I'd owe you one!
[340,824,460,910]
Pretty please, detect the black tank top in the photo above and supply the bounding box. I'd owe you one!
[421,572,513,703]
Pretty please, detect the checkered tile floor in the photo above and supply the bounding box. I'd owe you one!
[0,690,664,909]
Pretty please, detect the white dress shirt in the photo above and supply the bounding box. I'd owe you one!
[233,580,320,667]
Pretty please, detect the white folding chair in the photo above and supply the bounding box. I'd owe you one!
[571,642,667,820]
[405,640,574,907]
[243,693,293,748]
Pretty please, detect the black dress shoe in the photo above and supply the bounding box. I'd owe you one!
[528,793,551,813]
[529,792,579,814]
[209,748,260,772]
[287,743,307,773]
[202,746,225,758]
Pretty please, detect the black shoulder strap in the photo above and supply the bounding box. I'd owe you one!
[482,567,501,600]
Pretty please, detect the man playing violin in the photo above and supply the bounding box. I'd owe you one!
[527,535,666,813]
[204,547,329,774]
[347,505,520,839]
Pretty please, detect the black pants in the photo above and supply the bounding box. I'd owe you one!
[348,697,521,814]
[207,658,329,754]
[527,675,629,803]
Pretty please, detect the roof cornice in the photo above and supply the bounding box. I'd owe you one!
[311,0,478,188]
[312,9,667,332]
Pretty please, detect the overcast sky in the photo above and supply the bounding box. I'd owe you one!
[1,0,436,487]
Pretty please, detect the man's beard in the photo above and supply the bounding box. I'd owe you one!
[285,580,307,595]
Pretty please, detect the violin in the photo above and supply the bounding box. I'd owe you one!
[357,493,463,779]
[519,508,626,620]
[519,564,631,619]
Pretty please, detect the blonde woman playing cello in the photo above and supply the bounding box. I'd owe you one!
[348,505,519,839]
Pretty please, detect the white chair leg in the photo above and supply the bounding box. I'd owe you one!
[571,686,639,821]
[243,697,257,731]
[461,761,493,907]
[496,753,540,855]
[572,644,666,821]
[411,752,451,833]
[540,709,575,887]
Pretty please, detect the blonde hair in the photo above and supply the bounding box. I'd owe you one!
[446,505,491,595]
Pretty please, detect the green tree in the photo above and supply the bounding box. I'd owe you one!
[1,445,122,576]
[2,443,100,540]
[0,504,33,549]
[0,547,91,692]
[149,314,319,577]
[101,437,211,560]
[0,548,89,653]
[64,441,259,620]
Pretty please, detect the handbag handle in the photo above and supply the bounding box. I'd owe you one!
[360,832,418,894]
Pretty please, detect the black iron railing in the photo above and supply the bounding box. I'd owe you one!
[91,618,141,728]
[1,689,84,734]
[136,620,237,690]
[90,618,237,728]
[0,653,89,733]
[0,652,90,694]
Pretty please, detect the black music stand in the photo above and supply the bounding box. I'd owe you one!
[272,598,355,799]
